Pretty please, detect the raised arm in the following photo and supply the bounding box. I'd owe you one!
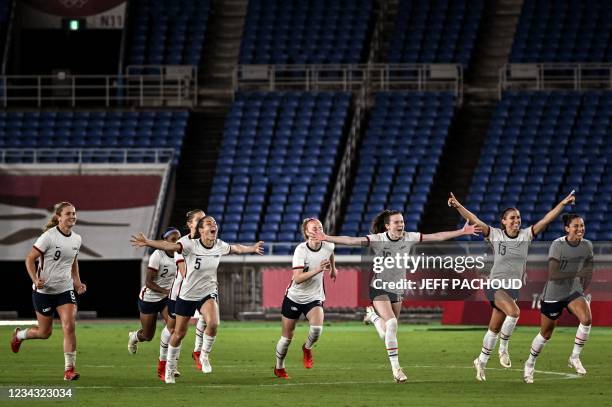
[312,230,368,246]
[422,221,482,242]
[447,192,490,236]
[131,232,181,252]
[532,191,576,236]
[229,241,265,255]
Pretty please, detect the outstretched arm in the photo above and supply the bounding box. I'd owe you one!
[532,191,576,236]
[422,221,481,242]
[230,241,265,255]
[447,192,490,236]
[131,233,181,252]
[312,230,368,246]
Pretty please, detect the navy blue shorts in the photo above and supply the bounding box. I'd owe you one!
[540,292,583,320]
[167,299,176,319]
[281,296,323,320]
[138,297,168,315]
[174,293,217,317]
[485,288,519,311]
[369,285,403,303]
[32,290,77,317]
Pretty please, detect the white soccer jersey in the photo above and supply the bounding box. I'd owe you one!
[170,252,185,301]
[177,235,231,301]
[32,226,81,294]
[139,250,177,302]
[286,241,335,304]
[486,227,534,282]
[542,237,593,302]
[366,231,422,294]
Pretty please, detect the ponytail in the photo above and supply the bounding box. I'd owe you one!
[44,201,75,231]
[370,209,401,234]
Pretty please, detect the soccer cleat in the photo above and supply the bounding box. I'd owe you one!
[127,331,138,354]
[274,367,290,379]
[63,367,80,381]
[157,360,166,380]
[568,357,587,375]
[473,358,486,381]
[302,344,313,369]
[200,352,212,374]
[174,369,181,377]
[192,351,202,370]
[392,367,408,383]
[523,362,535,384]
[364,306,376,325]
[164,366,176,384]
[11,328,23,353]
[499,350,512,368]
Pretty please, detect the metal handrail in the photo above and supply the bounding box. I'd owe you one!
[0,148,175,164]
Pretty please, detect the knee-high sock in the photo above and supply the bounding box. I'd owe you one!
[498,316,518,353]
[304,326,323,349]
[159,326,171,361]
[64,351,76,370]
[194,317,206,352]
[571,323,591,359]
[478,329,499,365]
[275,336,291,369]
[527,333,548,366]
[385,318,400,370]
[202,334,216,355]
[166,344,180,375]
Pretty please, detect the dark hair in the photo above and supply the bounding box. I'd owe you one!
[44,201,75,231]
[499,207,519,231]
[185,209,205,228]
[192,215,215,240]
[562,213,583,227]
[370,210,402,234]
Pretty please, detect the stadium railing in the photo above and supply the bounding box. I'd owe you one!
[499,63,612,97]
[0,148,175,164]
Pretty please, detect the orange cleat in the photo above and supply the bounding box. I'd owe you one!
[157,360,166,380]
[10,328,22,353]
[302,344,313,369]
[273,368,290,379]
[63,367,80,381]
[192,351,202,370]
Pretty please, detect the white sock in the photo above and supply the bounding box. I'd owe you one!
[571,323,591,359]
[527,333,548,366]
[17,328,28,341]
[304,326,323,349]
[176,344,181,362]
[478,329,499,365]
[370,314,386,340]
[385,318,400,370]
[194,317,206,352]
[275,336,291,369]
[202,334,216,355]
[159,326,171,361]
[64,351,76,371]
[499,316,518,353]
[166,345,179,375]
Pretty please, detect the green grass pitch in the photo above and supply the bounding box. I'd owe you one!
[1,322,611,406]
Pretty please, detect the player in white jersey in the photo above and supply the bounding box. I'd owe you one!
[314,209,480,383]
[131,215,264,383]
[448,191,576,381]
[273,218,336,379]
[127,227,181,365]
[523,213,594,383]
[11,202,86,381]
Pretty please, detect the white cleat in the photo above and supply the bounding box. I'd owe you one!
[174,369,181,377]
[568,357,587,376]
[364,306,376,325]
[392,367,407,383]
[127,331,138,354]
[473,358,486,381]
[164,367,176,384]
[523,362,534,384]
[200,352,212,374]
[499,350,511,368]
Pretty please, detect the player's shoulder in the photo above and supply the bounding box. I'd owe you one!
[294,241,308,253]
[322,241,335,251]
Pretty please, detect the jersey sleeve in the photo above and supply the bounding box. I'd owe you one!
[365,232,383,245]
[217,239,231,256]
[486,227,502,242]
[548,240,562,261]
[33,232,50,254]
[405,232,422,242]
[177,235,193,256]
[326,242,335,252]
[525,226,536,241]
[292,244,306,269]
[174,252,185,265]
[147,250,162,270]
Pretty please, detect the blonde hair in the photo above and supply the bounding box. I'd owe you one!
[44,202,75,231]
[301,218,321,240]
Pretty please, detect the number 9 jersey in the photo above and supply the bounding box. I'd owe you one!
[32,226,82,294]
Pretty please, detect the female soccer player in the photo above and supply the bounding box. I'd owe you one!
[523,213,593,383]
[448,191,576,381]
[131,215,264,383]
[127,227,181,355]
[314,209,479,383]
[274,218,337,379]
[11,202,86,381]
